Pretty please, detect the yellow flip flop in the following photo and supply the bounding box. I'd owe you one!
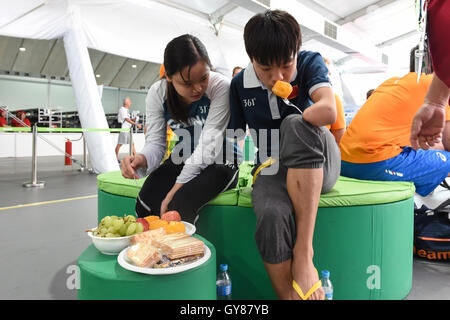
[292,269,322,300]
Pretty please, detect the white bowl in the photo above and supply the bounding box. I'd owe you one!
[87,228,134,255]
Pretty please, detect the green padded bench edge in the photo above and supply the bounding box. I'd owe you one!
[237,176,415,208]
[97,165,416,209]
[97,171,145,199]
[97,170,238,206]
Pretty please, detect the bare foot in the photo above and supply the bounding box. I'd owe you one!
[290,257,324,300]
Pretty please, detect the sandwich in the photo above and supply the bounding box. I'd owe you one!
[126,242,162,268]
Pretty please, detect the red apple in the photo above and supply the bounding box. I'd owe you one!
[161,210,181,222]
[136,218,149,231]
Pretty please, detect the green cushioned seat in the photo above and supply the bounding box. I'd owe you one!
[77,235,216,300]
[96,170,239,222]
[238,175,415,207]
[95,163,416,300]
[196,170,416,300]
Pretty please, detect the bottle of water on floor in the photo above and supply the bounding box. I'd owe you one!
[321,270,333,300]
[216,264,232,300]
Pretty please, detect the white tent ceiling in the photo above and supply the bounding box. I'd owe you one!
[0,0,420,89]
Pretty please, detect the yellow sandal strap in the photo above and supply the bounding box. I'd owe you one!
[292,279,322,300]
[292,268,322,300]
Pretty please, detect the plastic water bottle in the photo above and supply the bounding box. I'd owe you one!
[216,264,232,300]
[321,270,333,300]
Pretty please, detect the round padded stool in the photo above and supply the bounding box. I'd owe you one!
[77,235,216,300]
[196,176,415,300]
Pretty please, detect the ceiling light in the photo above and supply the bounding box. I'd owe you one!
[131,64,137,68]
[96,74,100,78]
[19,47,26,52]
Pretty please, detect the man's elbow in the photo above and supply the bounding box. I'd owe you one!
[327,103,337,125]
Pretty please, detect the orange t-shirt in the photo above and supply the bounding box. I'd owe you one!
[340,72,450,163]
[326,93,346,131]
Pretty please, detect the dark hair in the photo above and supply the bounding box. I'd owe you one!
[244,10,301,66]
[232,66,242,76]
[163,34,212,124]
[409,44,433,74]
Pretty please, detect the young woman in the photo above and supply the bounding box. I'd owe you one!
[121,34,240,224]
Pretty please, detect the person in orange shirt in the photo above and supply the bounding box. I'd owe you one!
[340,46,450,196]
[323,57,346,144]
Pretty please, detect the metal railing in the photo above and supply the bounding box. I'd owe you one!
[1,116,134,188]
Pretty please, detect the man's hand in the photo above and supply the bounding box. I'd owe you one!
[121,153,147,179]
[410,103,445,150]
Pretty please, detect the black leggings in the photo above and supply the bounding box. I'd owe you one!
[136,159,239,223]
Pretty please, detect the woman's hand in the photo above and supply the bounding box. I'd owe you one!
[121,153,147,179]
[160,183,184,215]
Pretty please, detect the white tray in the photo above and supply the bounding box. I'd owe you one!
[117,245,210,275]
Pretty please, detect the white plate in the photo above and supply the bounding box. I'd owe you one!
[117,245,210,275]
[182,221,196,235]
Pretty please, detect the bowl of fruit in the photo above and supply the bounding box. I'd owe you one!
[86,215,150,255]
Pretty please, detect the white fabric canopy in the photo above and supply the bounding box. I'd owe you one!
[0,0,247,173]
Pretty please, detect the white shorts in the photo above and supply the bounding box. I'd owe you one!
[117,132,130,145]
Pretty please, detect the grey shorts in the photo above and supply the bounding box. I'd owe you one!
[252,114,341,264]
[117,131,130,145]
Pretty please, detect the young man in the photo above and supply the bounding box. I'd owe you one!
[340,46,450,197]
[228,10,340,300]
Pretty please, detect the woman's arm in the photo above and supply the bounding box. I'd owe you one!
[121,81,167,179]
[175,72,232,184]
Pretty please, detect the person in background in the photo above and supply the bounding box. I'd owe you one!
[11,111,31,127]
[340,46,450,197]
[0,108,9,127]
[323,57,346,144]
[410,0,450,151]
[228,10,340,300]
[232,66,243,78]
[366,89,375,99]
[120,34,240,224]
[115,97,142,162]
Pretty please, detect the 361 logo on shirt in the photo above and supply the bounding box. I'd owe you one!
[243,98,256,108]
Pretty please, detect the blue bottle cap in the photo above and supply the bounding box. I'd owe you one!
[220,264,228,271]
[322,270,330,278]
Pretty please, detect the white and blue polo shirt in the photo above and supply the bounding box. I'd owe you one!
[228,50,331,163]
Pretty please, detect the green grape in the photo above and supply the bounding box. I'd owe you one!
[105,233,115,238]
[125,215,136,223]
[113,219,124,232]
[119,224,128,236]
[99,227,108,234]
[107,226,115,233]
[113,233,121,237]
[135,222,144,234]
[126,223,137,236]
[103,217,113,228]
